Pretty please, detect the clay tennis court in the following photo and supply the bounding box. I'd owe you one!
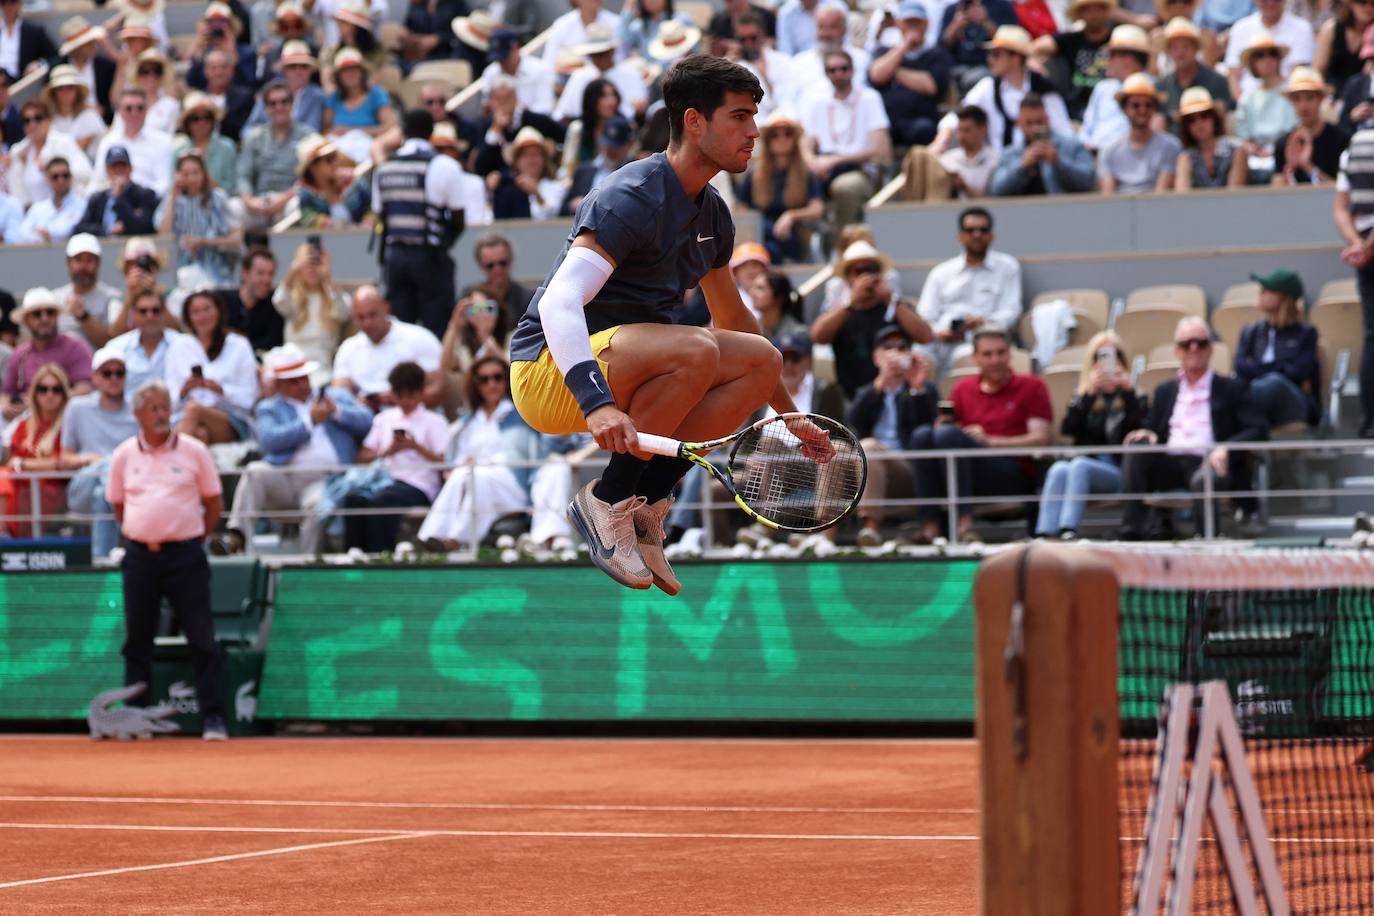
[0,736,980,915]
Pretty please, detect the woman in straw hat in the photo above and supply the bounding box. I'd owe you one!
[1174,86,1248,188]
[1150,0,1219,71]
[620,0,697,63]
[113,0,170,53]
[1236,31,1298,177]
[125,48,182,137]
[9,98,93,208]
[174,92,238,193]
[322,47,395,138]
[737,111,823,264]
[156,149,243,287]
[326,2,385,80]
[294,134,368,226]
[43,65,106,153]
[491,127,565,220]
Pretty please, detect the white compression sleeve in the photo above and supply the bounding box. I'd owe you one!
[540,245,617,415]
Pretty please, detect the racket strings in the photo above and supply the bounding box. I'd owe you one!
[729,417,865,530]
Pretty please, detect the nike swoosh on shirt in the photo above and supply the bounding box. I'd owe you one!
[697,234,714,242]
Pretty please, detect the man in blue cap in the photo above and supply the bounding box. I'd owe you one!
[74,146,160,238]
[561,114,636,216]
[480,28,555,117]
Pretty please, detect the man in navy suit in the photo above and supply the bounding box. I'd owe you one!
[1118,315,1269,539]
[1,0,56,82]
[73,146,160,237]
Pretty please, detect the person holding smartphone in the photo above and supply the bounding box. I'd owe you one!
[440,290,512,414]
[1035,332,1144,540]
[990,93,1097,197]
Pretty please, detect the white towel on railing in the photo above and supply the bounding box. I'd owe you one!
[1030,299,1076,368]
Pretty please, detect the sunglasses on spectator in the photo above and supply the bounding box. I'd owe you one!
[1175,337,1211,350]
[266,97,292,107]
[962,224,992,234]
[1250,49,1280,59]
[122,103,146,113]
[98,368,127,378]
[28,308,57,317]
[47,171,70,180]
[877,340,907,351]
[422,97,446,107]
[137,67,162,76]
[737,33,762,43]
[185,112,212,123]
[481,259,509,270]
[1124,99,1157,110]
[782,351,806,362]
[849,262,882,277]
[825,64,852,74]
[476,373,506,384]
[34,385,63,395]
[23,114,47,124]
[135,306,164,316]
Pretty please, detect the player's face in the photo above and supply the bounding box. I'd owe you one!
[699,90,759,175]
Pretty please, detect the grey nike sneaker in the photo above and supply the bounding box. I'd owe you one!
[634,497,681,596]
[568,480,653,589]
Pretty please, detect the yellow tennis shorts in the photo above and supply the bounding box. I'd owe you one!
[511,325,622,435]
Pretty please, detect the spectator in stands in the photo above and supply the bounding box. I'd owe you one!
[561,114,636,216]
[869,1,951,150]
[820,224,904,313]
[246,41,327,133]
[73,146,158,241]
[1338,25,1374,133]
[1236,33,1299,181]
[43,65,105,155]
[620,0,697,63]
[332,285,443,408]
[418,355,548,549]
[402,0,469,67]
[104,237,165,340]
[295,134,368,226]
[56,17,117,122]
[440,290,511,412]
[106,289,210,395]
[901,105,997,201]
[470,75,566,179]
[1317,0,1374,99]
[1275,66,1350,185]
[174,94,239,197]
[729,13,793,120]
[124,49,181,138]
[10,99,93,209]
[791,6,872,104]
[909,327,1051,542]
[1175,86,1248,189]
[173,289,259,445]
[1118,316,1268,539]
[1225,0,1314,101]
[272,243,348,383]
[12,156,86,244]
[482,30,557,119]
[157,150,243,289]
[751,270,808,339]
[322,48,396,162]
[847,325,937,546]
[0,190,20,243]
[63,345,138,558]
[1099,74,1180,193]
[107,380,227,740]
[93,89,172,199]
[991,92,1096,196]
[543,0,620,66]
[1032,0,1112,120]
[343,360,447,552]
[1079,25,1150,152]
[811,240,932,397]
[941,0,1019,95]
[187,3,257,93]
[193,49,256,144]
[559,78,622,180]
[217,343,372,555]
[935,25,1069,156]
[490,127,566,220]
[3,287,93,421]
[776,0,847,55]
[1158,17,1233,127]
[223,247,283,354]
[803,49,892,235]
[554,25,649,123]
[4,363,74,537]
[461,234,533,320]
[1235,268,1320,428]
[710,0,778,43]
[729,241,771,314]
[0,69,20,147]
[737,112,824,265]
[1034,331,1144,539]
[325,3,386,76]
[916,206,1023,377]
[55,234,121,347]
[0,0,57,83]
[238,80,315,229]
[261,3,314,64]
[314,0,384,52]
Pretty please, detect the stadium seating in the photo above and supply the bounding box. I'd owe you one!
[1124,284,1207,316]
[1210,301,1262,353]
[1018,289,1110,355]
[1114,306,1195,355]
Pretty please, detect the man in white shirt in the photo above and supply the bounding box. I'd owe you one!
[105,288,210,394]
[541,0,620,66]
[802,48,892,233]
[553,24,648,122]
[12,155,86,243]
[1225,0,1314,99]
[331,285,444,409]
[788,5,870,110]
[480,29,555,117]
[776,0,848,56]
[92,87,173,197]
[1078,24,1150,152]
[731,12,797,120]
[916,206,1023,376]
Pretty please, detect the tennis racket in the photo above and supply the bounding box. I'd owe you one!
[637,412,867,533]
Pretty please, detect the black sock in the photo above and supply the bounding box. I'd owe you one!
[593,453,650,504]
[636,456,695,504]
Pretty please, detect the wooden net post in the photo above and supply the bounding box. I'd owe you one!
[975,543,1120,915]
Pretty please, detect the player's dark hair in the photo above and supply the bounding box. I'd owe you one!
[662,54,763,145]
[403,108,434,140]
[388,360,426,394]
[959,206,993,231]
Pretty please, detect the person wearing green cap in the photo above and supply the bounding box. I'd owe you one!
[1234,268,1320,428]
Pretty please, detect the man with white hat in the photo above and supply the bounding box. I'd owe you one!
[54,233,122,347]
[1099,72,1180,193]
[62,345,139,558]
[216,343,373,556]
[1079,24,1152,151]
[2,287,94,420]
[541,0,619,68]
[1158,17,1232,125]
[57,16,117,118]
[0,0,57,83]
[1225,0,1314,100]
[1275,65,1349,185]
[553,24,648,122]
[73,145,160,240]
[92,88,174,197]
[869,0,952,148]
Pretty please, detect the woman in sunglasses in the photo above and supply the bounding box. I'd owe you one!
[173,92,239,194]
[3,363,74,537]
[1235,32,1298,180]
[8,98,92,209]
[42,64,106,154]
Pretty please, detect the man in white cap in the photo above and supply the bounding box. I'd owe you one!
[63,345,139,558]
[54,233,122,347]
[92,88,174,197]
[216,343,373,555]
[2,288,93,420]
[553,24,647,122]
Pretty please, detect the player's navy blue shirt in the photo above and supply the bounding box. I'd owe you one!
[509,152,736,363]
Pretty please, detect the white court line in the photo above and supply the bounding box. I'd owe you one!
[0,735,971,746]
[0,832,432,890]
[0,795,975,816]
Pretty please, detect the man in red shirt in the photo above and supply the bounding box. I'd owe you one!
[909,327,1051,541]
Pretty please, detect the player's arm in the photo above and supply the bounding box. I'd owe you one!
[699,264,799,415]
[541,232,640,453]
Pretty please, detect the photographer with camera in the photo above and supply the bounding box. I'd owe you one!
[990,93,1096,196]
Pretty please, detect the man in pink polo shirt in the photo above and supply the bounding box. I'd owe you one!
[107,380,228,740]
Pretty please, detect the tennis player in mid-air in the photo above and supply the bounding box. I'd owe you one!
[509,54,827,595]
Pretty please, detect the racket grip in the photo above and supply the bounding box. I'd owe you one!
[636,433,682,457]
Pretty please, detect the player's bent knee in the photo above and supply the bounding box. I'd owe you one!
[672,329,721,375]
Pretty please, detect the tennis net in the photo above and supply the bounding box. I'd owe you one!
[1106,547,1374,914]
